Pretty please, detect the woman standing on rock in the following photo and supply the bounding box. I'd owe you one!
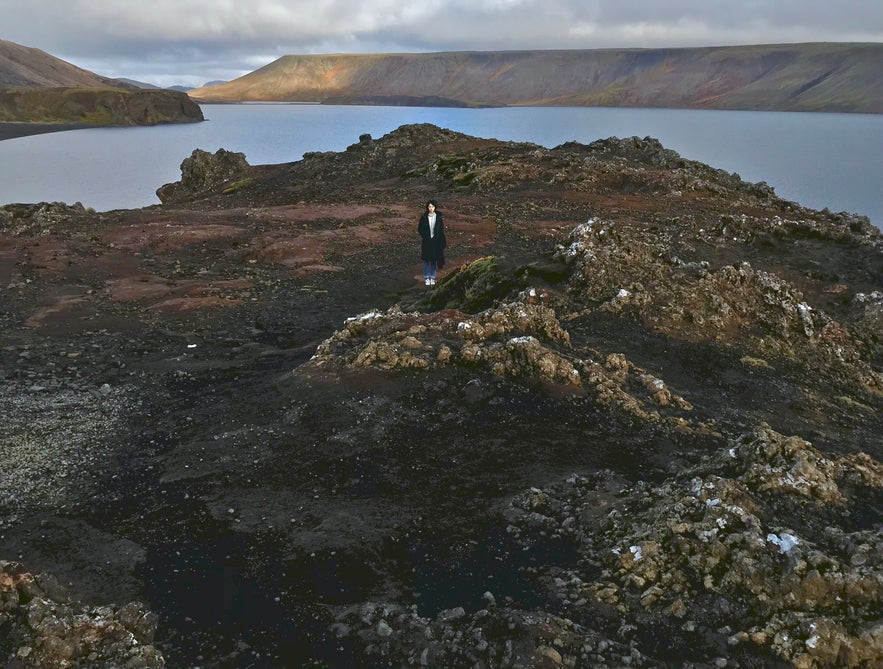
[417,199,446,286]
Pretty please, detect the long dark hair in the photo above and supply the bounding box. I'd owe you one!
[425,199,439,212]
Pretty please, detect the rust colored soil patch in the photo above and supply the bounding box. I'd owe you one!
[18,236,82,272]
[24,293,90,328]
[148,296,245,312]
[106,275,253,305]
[102,221,243,252]
[248,203,412,224]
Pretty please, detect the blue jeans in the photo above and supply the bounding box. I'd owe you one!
[423,260,438,279]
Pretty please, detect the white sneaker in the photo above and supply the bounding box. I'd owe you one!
[430,278,436,285]
[424,278,431,286]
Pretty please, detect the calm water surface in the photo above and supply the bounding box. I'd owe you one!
[0,104,880,228]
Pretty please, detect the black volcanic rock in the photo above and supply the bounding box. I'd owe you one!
[156,148,251,204]
[1,124,881,668]
[0,562,164,668]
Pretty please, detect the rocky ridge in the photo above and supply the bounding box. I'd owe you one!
[1,124,881,667]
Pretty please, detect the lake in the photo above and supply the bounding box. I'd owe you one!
[1,104,881,228]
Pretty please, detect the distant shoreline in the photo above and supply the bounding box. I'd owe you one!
[0,122,94,141]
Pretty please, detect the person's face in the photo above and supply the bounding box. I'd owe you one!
[427,203,435,213]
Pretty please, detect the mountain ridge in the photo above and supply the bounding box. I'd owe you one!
[188,43,883,113]
[0,38,128,88]
[0,39,203,127]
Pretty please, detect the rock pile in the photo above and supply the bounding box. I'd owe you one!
[330,599,655,668]
[0,562,164,668]
[501,425,883,669]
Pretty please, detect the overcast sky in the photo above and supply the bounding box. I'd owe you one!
[3,0,882,88]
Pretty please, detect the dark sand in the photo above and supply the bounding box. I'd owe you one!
[0,122,93,141]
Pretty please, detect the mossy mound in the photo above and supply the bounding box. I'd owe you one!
[410,256,521,313]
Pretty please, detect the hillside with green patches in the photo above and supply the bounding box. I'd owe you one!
[189,43,883,113]
[0,86,204,126]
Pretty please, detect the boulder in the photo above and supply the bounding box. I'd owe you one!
[156,148,250,204]
[0,562,164,668]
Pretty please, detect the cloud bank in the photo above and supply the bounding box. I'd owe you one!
[3,0,882,87]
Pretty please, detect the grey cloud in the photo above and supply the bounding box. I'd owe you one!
[2,0,881,86]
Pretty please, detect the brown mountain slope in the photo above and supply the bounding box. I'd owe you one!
[0,39,124,88]
[0,40,203,127]
[189,43,883,113]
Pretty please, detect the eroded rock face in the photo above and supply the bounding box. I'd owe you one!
[156,148,251,204]
[0,562,164,668]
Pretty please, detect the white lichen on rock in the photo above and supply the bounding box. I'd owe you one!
[502,424,883,668]
[306,284,696,424]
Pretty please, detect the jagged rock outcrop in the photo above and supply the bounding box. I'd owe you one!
[0,202,93,236]
[308,289,579,385]
[156,148,251,204]
[306,273,698,426]
[501,425,883,669]
[559,218,883,396]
